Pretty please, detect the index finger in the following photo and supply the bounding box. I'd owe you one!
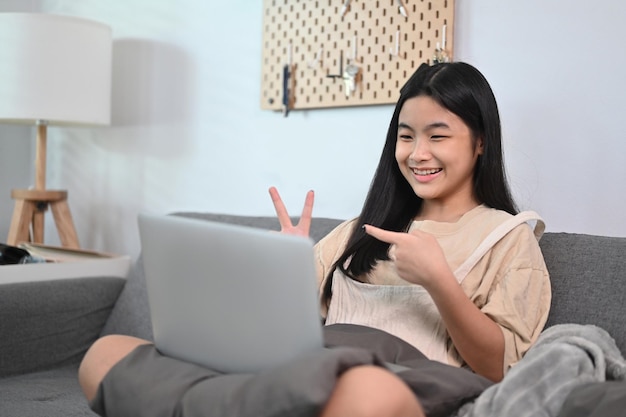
[363,224,403,245]
[296,190,315,230]
[268,187,293,228]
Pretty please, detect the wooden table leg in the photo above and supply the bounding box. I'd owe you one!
[7,199,36,246]
[32,204,46,244]
[50,200,79,249]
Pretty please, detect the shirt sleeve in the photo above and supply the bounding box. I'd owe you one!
[479,224,552,373]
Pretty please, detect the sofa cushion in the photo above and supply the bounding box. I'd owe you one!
[0,364,96,416]
[540,232,626,354]
[99,253,154,340]
[556,381,626,417]
[0,277,124,377]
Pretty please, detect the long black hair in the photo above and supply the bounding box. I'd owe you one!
[321,62,518,309]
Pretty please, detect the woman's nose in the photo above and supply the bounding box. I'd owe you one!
[410,138,431,161]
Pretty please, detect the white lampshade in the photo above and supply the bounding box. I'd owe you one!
[0,13,112,126]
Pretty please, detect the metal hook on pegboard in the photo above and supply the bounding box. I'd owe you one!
[307,46,324,69]
[389,30,402,59]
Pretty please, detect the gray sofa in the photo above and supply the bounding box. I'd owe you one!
[1,212,626,416]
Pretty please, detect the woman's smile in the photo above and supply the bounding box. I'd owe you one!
[411,167,443,183]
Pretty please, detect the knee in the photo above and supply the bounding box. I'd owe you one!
[322,365,424,417]
[78,335,152,403]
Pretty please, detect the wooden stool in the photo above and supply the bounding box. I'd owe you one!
[7,189,79,249]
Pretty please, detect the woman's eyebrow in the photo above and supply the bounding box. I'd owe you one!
[398,121,451,132]
[398,122,414,131]
[424,122,450,132]
[424,122,451,130]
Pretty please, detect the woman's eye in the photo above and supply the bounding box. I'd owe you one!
[430,135,446,141]
[398,134,413,141]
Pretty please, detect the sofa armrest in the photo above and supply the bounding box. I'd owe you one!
[0,276,125,377]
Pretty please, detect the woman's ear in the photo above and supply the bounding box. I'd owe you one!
[476,137,485,155]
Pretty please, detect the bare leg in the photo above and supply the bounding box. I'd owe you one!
[78,334,152,403]
[321,365,425,417]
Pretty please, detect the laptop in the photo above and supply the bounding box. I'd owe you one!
[137,213,325,374]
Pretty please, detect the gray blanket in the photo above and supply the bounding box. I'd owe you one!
[455,324,626,417]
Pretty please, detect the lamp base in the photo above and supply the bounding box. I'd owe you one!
[7,189,80,249]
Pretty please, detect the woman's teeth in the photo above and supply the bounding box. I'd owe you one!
[413,168,442,176]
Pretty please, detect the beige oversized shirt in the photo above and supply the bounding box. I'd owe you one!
[313,205,551,373]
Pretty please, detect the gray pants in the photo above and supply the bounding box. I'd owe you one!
[91,324,492,417]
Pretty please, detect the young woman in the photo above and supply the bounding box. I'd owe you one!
[79,62,550,417]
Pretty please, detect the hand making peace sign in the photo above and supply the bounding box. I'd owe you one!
[268,186,315,237]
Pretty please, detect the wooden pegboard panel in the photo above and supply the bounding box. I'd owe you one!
[260,0,455,111]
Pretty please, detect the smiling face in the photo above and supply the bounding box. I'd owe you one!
[395,95,483,218]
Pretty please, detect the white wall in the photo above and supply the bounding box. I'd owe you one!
[1,1,625,259]
[455,1,626,241]
[0,1,39,242]
[0,126,33,241]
